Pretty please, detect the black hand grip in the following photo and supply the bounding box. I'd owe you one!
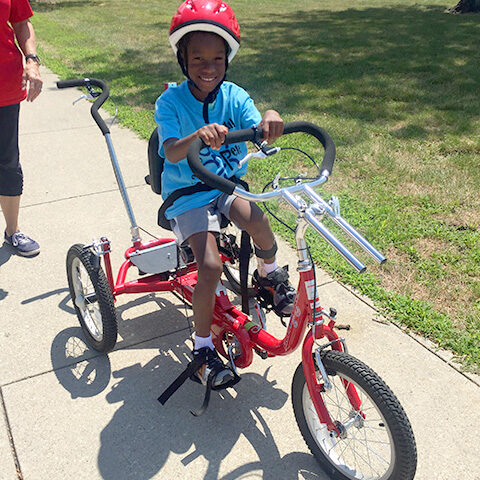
[56,78,110,135]
[187,121,336,195]
[57,79,88,89]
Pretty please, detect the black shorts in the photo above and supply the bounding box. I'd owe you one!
[0,103,23,196]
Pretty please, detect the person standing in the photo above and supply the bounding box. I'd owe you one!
[1,0,42,256]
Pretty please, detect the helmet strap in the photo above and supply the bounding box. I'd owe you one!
[202,73,225,124]
[178,48,229,124]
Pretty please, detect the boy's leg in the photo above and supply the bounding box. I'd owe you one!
[188,231,223,337]
[229,197,296,315]
[187,230,234,386]
[228,197,275,265]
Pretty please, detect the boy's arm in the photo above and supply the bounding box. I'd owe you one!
[164,123,229,163]
[259,110,284,144]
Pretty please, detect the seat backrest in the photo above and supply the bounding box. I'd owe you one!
[147,127,164,195]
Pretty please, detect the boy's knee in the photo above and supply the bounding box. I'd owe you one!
[198,258,223,283]
[253,215,272,239]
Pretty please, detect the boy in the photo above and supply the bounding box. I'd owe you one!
[155,0,295,388]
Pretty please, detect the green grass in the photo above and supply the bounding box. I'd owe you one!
[31,0,480,371]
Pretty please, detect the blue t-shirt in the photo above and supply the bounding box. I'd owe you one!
[154,80,262,219]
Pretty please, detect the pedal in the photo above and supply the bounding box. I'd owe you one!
[254,288,289,323]
[254,286,273,308]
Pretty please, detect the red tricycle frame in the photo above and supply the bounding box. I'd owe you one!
[98,234,351,435]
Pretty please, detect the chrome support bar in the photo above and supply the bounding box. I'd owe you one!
[304,185,386,265]
[304,209,366,273]
[282,191,311,270]
[315,348,332,391]
[295,217,311,269]
[104,133,140,242]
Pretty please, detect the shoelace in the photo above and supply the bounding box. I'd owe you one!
[11,232,30,245]
[195,349,225,379]
[205,351,228,376]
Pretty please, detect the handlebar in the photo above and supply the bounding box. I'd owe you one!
[57,78,110,135]
[187,121,336,195]
[187,119,385,272]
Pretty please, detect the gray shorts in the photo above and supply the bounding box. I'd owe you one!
[170,193,236,246]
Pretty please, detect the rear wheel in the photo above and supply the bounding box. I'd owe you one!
[66,244,118,353]
[292,350,417,480]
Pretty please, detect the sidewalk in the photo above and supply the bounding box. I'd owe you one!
[0,67,479,480]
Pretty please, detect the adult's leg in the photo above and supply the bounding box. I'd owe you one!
[188,231,223,337]
[0,196,21,236]
[0,104,23,235]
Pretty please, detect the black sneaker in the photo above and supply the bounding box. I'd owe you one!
[192,347,235,388]
[253,266,296,316]
[4,231,40,257]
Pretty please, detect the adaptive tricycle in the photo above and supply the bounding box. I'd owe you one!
[58,78,417,480]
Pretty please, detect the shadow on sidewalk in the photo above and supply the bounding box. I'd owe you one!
[45,277,329,479]
[49,317,328,479]
[49,293,192,398]
[97,343,326,480]
[0,243,13,271]
[50,326,112,399]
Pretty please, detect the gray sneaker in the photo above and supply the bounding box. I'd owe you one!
[4,231,40,257]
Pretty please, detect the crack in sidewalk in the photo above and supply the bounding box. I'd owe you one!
[0,325,192,390]
[0,388,23,480]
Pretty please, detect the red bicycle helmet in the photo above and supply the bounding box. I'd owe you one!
[169,0,241,63]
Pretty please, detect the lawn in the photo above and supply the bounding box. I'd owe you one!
[30,0,480,371]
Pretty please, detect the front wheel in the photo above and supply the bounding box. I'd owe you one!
[292,350,417,480]
[66,244,118,353]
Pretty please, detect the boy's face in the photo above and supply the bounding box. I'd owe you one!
[184,32,227,101]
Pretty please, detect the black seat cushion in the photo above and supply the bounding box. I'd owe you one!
[147,127,164,195]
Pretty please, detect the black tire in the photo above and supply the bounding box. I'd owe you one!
[66,244,118,353]
[218,224,256,297]
[292,350,417,480]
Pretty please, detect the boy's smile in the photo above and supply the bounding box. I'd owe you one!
[184,32,227,102]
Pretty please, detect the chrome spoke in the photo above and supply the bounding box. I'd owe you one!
[71,257,103,342]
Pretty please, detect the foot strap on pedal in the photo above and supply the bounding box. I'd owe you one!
[158,356,241,416]
[157,355,204,405]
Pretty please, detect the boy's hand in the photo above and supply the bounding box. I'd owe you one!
[197,123,228,150]
[259,110,284,144]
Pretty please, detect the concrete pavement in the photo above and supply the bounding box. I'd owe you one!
[1,67,479,480]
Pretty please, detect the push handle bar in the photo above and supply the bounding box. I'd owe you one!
[57,78,110,135]
[187,121,336,195]
[57,78,141,242]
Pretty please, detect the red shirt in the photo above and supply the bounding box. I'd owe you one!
[0,0,33,106]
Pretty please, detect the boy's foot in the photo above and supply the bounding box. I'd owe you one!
[193,347,235,388]
[4,231,40,257]
[253,266,296,316]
